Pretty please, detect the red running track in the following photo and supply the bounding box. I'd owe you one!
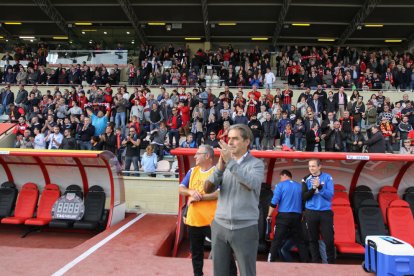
[0,214,366,275]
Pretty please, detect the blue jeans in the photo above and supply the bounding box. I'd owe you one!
[79,141,92,150]
[115,112,126,134]
[295,137,303,151]
[124,155,140,176]
[150,122,160,131]
[280,239,295,262]
[250,137,261,150]
[282,104,291,113]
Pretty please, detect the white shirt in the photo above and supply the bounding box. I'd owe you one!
[265,72,276,84]
[236,151,249,164]
[47,132,63,149]
[34,133,46,149]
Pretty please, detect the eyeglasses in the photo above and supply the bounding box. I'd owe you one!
[195,152,208,155]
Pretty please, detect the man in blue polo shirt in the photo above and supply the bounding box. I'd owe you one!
[302,159,334,264]
[267,170,308,262]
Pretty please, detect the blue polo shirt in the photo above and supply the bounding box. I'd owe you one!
[270,179,302,214]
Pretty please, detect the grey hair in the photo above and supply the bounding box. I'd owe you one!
[199,144,215,160]
[228,123,253,143]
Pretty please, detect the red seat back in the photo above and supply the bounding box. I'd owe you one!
[334,184,347,192]
[387,199,414,246]
[14,183,39,218]
[378,186,400,224]
[36,184,61,220]
[333,191,350,204]
[332,198,356,244]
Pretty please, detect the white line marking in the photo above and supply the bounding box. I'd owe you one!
[52,213,146,276]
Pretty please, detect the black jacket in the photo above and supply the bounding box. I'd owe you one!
[102,133,117,153]
[324,129,344,152]
[262,119,276,138]
[347,132,365,152]
[305,129,322,152]
[364,131,385,153]
[59,137,77,150]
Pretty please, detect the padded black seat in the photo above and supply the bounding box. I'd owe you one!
[0,181,18,218]
[49,184,84,229]
[354,185,372,192]
[352,185,374,213]
[403,187,414,218]
[357,199,386,242]
[73,185,106,230]
[65,184,84,199]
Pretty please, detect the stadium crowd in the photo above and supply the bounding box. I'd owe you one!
[1,44,414,91]
[0,44,414,174]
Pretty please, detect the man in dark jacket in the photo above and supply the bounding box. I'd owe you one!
[324,121,344,152]
[248,114,262,150]
[261,113,276,150]
[363,125,385,153]
[0,86,14,115]
[333,87,348,118]
[205,132,220,148]
[60,128,77,150]
[347,126,365,152]
[77,117,95,150]
[101,125,117,154]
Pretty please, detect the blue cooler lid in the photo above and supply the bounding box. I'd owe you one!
[365,236,414,256]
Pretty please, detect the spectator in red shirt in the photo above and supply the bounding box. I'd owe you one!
[281,83,293,113]
[178,101,190,136]
[13,117,29,135]
[408,129,414,146]
[247,85,261,101]
[167,107,182,148]
[77,90,88,110]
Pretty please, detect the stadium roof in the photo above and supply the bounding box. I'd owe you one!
[0,0,413,47]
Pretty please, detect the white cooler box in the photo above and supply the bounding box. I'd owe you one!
[364,236,414,275]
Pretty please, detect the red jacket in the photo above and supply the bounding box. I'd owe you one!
[178,106,190,126]
[13,123,29,135]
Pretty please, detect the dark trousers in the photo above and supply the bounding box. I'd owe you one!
[169,129,180,148]
[304,209,335,264]
[268,212,309,262]
[212,220,256,276]
[194,132,203,147]
[188,225,211,276]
